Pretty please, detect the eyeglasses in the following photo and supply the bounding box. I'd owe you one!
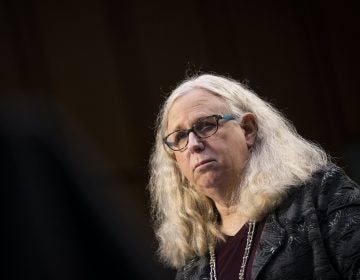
[163,114,236,151]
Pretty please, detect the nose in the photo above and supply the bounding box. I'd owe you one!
[187,132,204,152]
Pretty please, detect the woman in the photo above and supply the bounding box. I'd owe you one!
[149,74,360,279]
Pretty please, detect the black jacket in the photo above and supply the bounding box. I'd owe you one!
[175,165,360,279]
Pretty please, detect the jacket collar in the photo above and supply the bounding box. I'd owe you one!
[251,213,286,279]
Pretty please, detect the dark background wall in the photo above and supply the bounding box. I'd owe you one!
[1,0,359,279]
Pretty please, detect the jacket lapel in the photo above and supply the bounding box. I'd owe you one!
[251,213,286,280]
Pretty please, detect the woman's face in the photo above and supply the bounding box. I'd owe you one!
[166,88,256,204]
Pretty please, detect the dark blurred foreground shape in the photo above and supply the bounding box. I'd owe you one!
[0,96,174,280]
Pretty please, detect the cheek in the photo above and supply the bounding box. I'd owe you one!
[231,146,250,172]
[225,136,249,168]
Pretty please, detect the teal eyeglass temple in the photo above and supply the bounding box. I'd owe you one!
[221,115,236,121]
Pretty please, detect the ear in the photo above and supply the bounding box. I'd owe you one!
[240,113,257,148]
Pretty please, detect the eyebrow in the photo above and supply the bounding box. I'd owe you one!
[168,115,208,133]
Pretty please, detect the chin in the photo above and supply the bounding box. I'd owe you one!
[195,182,221,195]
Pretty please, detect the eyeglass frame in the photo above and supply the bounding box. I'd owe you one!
[163,114,236,151]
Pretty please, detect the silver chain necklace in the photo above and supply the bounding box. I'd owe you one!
[209,221,256,280]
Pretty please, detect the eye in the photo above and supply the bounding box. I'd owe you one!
[174,130,188,145]
[194,118,217,134]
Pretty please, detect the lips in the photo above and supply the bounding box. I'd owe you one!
[194,159,215,171]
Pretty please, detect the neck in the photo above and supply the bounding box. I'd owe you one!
[215,202,248,236]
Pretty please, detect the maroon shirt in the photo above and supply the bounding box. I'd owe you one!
[215,220,265,280]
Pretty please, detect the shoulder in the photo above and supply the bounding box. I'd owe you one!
[308,164,360,214]
[266,164,360,278]
[311,164,360,276]
[276,164,360,222]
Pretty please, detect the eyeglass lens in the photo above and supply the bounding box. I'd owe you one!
[166,115,219,151]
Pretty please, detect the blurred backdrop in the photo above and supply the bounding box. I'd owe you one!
[0,0,359,279]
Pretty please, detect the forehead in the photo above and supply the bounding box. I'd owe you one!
[167,88,228,131]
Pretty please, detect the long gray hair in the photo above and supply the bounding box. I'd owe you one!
[149,74,328,268]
